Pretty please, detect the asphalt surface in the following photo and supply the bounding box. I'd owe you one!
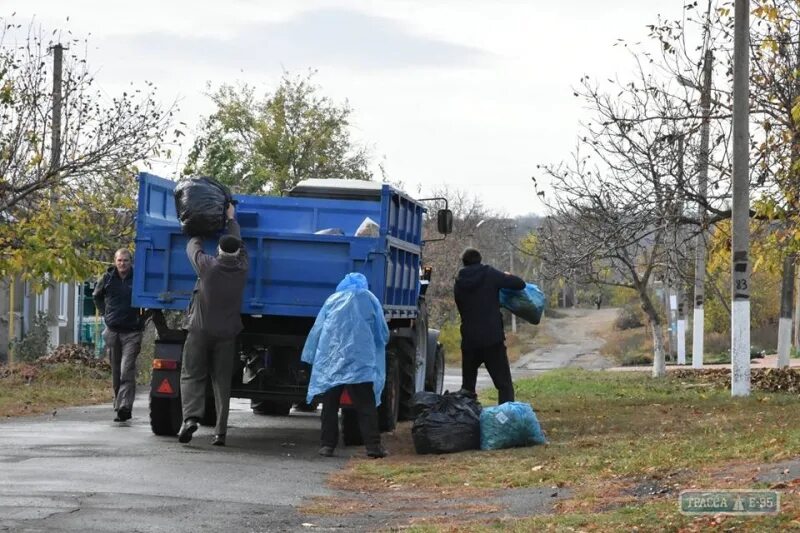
[0,396,357,532]
[1,309,614,532]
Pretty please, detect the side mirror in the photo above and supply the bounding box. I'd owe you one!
[437,209,453,235]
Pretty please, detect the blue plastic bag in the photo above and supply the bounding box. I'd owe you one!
[480,402,546,450]
[499,282,545,325]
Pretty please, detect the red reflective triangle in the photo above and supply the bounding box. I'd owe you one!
[340,389,353,406]
[156,378,174,394]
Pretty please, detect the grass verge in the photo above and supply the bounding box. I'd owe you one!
[442,321,544,366]
[322,369,800,531]
[0,362,112,418]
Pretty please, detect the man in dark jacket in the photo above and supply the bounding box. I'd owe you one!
[178,204,249,446]
[454,247,525,404]
[93,248,144,422]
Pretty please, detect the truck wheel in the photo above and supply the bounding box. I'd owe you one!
[341,409,364,446]
[378,347,400,432]
[149,396,182,436]
[251,399,292,416]
[199,382,217,427]
[397,338,417,421]
[425,343,445,394]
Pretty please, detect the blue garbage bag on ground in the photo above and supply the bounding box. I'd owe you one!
[412,390,482,454]
[480,401,546,450]
[301,273,389,405]
[499,282,546,325]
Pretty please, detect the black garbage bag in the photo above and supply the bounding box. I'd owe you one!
[174,177,233,237]
[411,391,440,418]
[411,390,482,454]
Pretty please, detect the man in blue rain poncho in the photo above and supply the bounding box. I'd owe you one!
[301,273,390,458]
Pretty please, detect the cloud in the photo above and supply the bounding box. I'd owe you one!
[104,8,487,71]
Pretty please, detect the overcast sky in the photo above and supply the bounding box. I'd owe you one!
[5,0,686,216]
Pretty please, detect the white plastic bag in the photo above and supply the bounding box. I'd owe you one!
[355,217,380,237]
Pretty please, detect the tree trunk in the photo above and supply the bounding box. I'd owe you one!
[639,286,666,377]
[778,255,795,367]
[650,319,667,378]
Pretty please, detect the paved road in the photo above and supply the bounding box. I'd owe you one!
[2,308,615,532]
[0,395,354,532]
[443,307,617,392]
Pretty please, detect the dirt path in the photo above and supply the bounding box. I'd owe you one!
[513,307,618,375]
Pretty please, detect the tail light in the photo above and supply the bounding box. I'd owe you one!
[152,359,179,370]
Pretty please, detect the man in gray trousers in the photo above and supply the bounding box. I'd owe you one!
[93,248,145,423]
[178,204,249,446]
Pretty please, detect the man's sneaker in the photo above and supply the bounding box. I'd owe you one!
[366,446,388,459]
[318,446,335,457]
[116,407,132,422]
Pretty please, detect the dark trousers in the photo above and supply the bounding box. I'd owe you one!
[321,382,381,450]
[461,342,515,404]
[180,329,235,436]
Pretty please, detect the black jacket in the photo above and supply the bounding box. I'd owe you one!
[454,264,525,350]
[93,267,144,332]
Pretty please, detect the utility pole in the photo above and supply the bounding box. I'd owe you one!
[507,225,517,333]
[50,44,63,176]
[676,135,687,365]
[47,43,64,350]
[731,0,751,396]
[693,49,713,369]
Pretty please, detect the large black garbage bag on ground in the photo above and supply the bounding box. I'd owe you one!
[411,390,482,454]
[174,177,233,237]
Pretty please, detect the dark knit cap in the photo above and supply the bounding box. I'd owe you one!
[219,235,241,254]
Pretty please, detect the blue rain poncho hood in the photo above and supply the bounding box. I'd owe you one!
[301,273,389,405]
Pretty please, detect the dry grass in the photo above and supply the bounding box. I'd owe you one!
[599,325,653,366]
[0,362,112,417]
[313,369,800,531]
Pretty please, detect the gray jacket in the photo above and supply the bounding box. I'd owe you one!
[184,218,249,339]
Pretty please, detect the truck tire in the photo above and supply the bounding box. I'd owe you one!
[397,338,417,421]
[149,396,182,436]
[341,409,364,446]
[251,399,292,416]
[425,343,445,394]
[199,382,217,427]
[378,346,400,432]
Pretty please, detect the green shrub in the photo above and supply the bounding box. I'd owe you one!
[11,312,51,362]
[438,320,461,365]
[614,304,644,330]
[621,352,653,366]
[607,286,639,307]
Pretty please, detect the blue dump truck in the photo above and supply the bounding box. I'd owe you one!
[133,172,452,443]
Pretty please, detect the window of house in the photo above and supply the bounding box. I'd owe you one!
[36,288,49,314]
[59,283,69,325]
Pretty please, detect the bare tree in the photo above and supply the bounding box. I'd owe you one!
[534,63,708,377]
[0,20,176,283]
[0,21,175,215]
[421,186,500,327]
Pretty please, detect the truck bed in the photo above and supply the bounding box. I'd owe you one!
[132,173,424,319]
